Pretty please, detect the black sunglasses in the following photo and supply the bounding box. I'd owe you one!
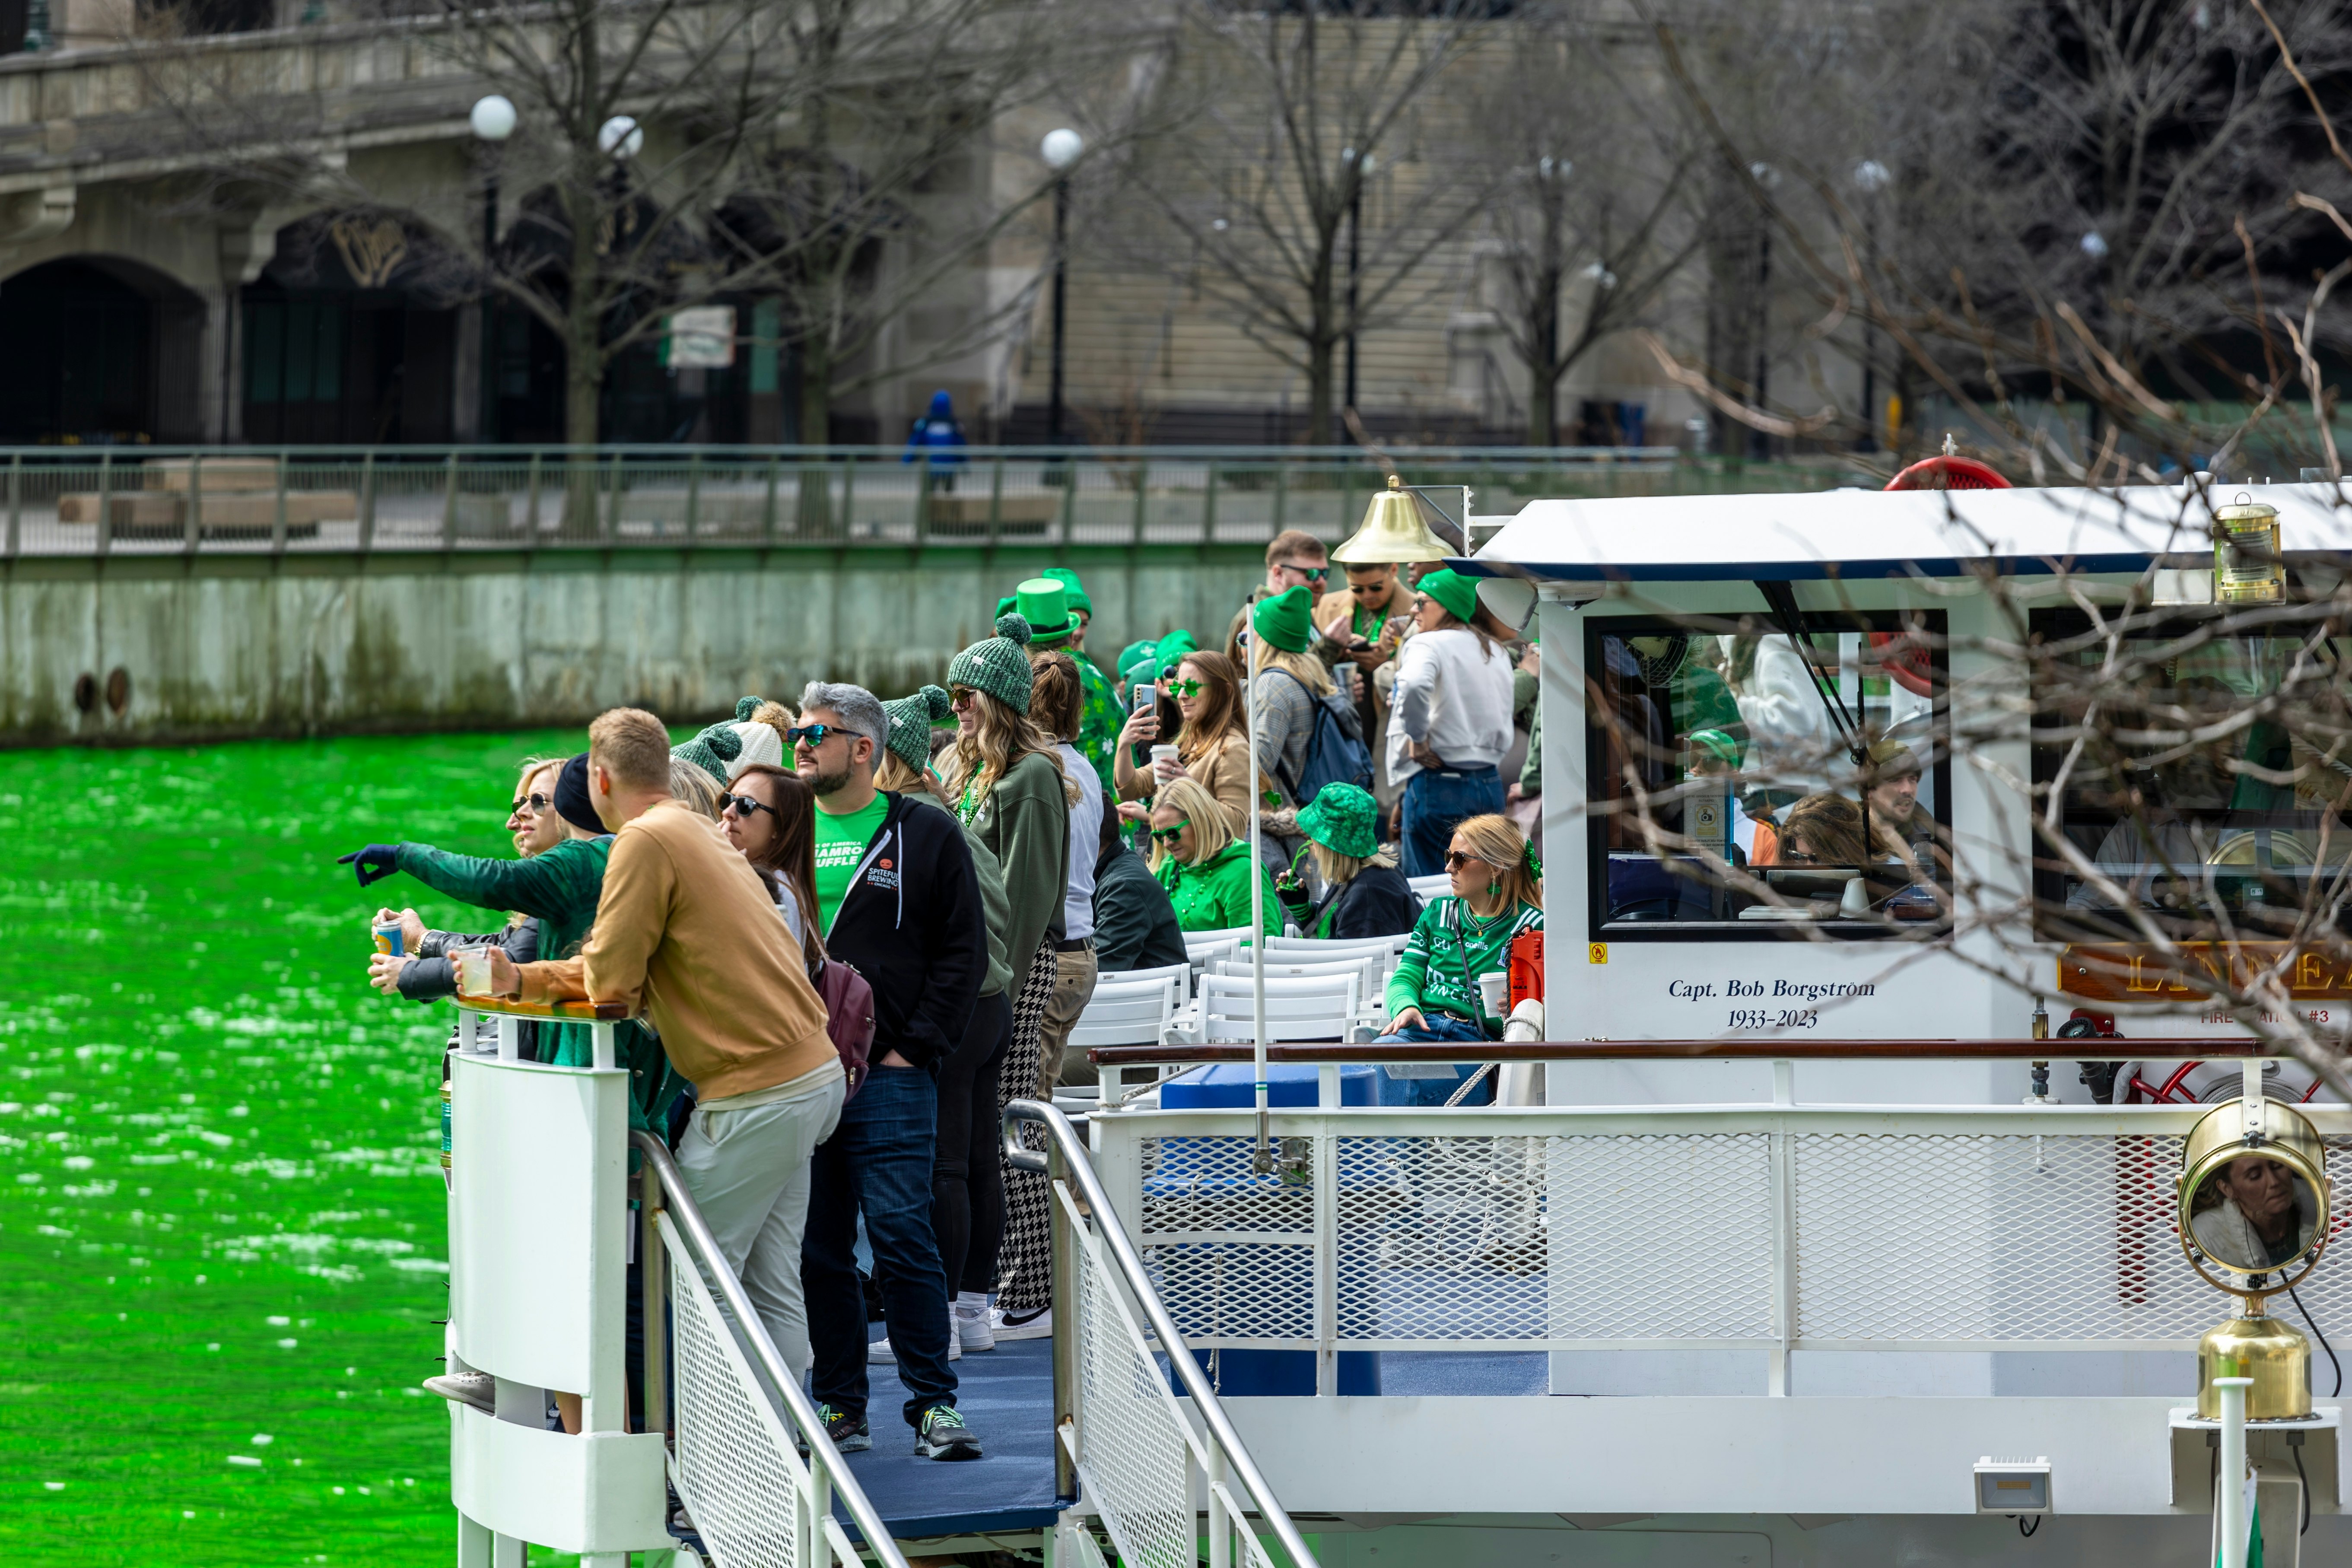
[718,792,778,820]
[510,792,553,814]
[1444,849,1490,871]
[785,724,834,748]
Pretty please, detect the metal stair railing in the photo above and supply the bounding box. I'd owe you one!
[1003,1099,1320,1568]
[631,1131,914,1568]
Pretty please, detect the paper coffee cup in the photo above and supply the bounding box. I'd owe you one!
[1150,744,1180,774]
[1477,970,1510,1017]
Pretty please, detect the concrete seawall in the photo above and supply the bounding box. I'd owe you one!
[1,545,1268,744]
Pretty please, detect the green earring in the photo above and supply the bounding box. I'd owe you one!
[1487,879,1500,895]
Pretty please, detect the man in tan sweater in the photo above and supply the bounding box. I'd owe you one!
[490,707,844,1376]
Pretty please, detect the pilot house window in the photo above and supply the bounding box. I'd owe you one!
[1586,614,1951,935]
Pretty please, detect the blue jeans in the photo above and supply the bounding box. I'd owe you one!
[1372,1011,1495,1106]
[801,1064,957,1429]
[1401,765,1504,877]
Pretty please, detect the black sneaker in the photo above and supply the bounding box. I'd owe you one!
[914,1405,983,1461]
[818,1403,870,1453]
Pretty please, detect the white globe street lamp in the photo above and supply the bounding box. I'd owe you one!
[1041,127,1084,171]
[470,95,518,143]
[598,116,644,159]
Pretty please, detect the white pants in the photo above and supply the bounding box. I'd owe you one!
[674,1071,846,1376]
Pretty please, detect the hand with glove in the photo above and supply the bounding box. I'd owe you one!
[338,844,401,887]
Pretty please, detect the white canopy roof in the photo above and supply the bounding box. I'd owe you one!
[1454,481,2348,582]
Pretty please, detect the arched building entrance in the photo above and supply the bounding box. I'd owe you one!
[240,211,464,445]
[0,258,206,443]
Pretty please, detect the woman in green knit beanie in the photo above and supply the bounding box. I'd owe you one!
[940,612,1082,1328]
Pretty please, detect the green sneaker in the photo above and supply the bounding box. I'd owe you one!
[914,1404,982,1461]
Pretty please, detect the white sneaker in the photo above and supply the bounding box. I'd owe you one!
[990,1304,1053,1341]
[954,1300,995,1353]
[423,1371,494,1414]
[868,1333,960,1364]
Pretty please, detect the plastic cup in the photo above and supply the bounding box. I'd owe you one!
[1477,970,1510,1018]
[453,947,494,997]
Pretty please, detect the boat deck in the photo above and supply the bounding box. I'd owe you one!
[841,1329,1548,1543]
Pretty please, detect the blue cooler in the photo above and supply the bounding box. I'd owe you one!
[1152,1063,1381,1396]
[1375,1060,1494,1107]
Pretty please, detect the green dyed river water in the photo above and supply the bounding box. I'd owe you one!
[0,731,584,1565]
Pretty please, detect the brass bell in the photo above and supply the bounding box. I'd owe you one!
[1332,474,1455,565]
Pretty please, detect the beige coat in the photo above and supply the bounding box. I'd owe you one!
[1113,728,1253,838]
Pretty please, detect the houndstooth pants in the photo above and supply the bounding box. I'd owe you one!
[993,935,1060,1312]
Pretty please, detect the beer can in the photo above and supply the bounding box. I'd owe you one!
[373,921,405,957]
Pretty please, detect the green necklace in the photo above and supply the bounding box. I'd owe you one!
[956,769,990,827]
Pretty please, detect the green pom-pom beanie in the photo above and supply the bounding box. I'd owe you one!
[881,684,955,772]
[672,719,743,785]
[949,613,1038,714]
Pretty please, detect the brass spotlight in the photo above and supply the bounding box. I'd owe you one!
[2175,1095,2333,1419]
[1332,474,1455,564]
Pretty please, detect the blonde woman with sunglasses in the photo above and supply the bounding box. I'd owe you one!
[1112,649,1252,838]
[1377,813,1542,1102]
[1146,776,1281,936]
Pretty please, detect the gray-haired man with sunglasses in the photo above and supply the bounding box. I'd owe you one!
[792,681,988,1460]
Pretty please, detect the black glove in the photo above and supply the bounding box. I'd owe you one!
[1275,878,1312,920]
[338,845,401,887]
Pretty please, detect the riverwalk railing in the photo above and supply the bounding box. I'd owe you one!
[0,444,1850,560]
[1081,1043,2352,1398]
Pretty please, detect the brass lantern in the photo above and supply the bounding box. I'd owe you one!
[2175,1096,2333,1419]
[1332,474,1455,564]
[2212,492,2285,605]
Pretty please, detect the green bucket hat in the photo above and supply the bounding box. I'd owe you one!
[1251,584,1315,654]
[1154,628,1198,681]
[1295,781,1379,859]
[1042,567,1092,617]
[1015,577,1076,645]
[881,684,954,773]
[1416,567,1479,626]
[949,613,1037,713]
[671,718,744,785]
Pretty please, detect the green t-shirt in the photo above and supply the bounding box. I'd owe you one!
[813,793,891,933]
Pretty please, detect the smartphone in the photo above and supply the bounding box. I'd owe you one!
[1129,681,1160,768]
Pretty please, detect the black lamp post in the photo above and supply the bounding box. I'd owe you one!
[471,95,517,443]
[1343,147,1373,420]
[1042,127,1083,445]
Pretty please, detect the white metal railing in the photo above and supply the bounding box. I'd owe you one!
[439,993,908,1568]
[1083,1094,2352,1393]
[635,1132,912,1568]
[1004,1099,1319,1568]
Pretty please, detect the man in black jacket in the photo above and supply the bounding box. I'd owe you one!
[795,681,988,1461]
[1090,808,1187,975]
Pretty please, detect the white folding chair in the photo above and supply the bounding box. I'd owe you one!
[1105,959,1192,999]
[1195,972,1360,1043]
[1407,873,1453,902]
[1068,974,1184,1108]
[1184,924,1254,956]
[1212,954,1382,992]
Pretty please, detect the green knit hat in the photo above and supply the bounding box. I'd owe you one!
[1154,628,1198,681]
[949,613,1037,713]
[1118,639,1158,680]
[1416,567,1479,626]
[1015,577,1076,646]
[1296,781,1379,859]
[1252,584,1315,653]
[671,718,744,784]
[1043,567,1091,617]
[881,684,954,772]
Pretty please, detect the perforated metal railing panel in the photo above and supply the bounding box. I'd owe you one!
[1071,1202,1201,1568]
[1127,1129,2352,1352]
[669,1237,808,1568]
